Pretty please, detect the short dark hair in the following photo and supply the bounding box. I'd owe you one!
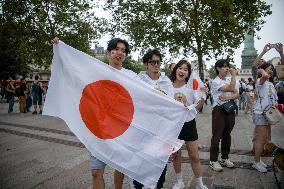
[168,63,176,70]
[215,59,230,75]
[170,59,191,83]
[142,49,162,64]
[107,38,130,55]
[35,75,39,80]
[248,77,253,82]
[258,62,274,83]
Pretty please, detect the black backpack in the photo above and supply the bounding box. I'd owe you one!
[239,82,245,95]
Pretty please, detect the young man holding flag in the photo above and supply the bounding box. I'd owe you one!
[49,38,197,189]
[52,37,139,189]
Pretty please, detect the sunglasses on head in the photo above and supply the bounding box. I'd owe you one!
[149,60,161,66]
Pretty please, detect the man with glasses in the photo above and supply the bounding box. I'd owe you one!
[138,49,173,96]
[130,49,173,189]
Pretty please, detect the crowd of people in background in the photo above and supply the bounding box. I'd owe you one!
[0,75,48,114]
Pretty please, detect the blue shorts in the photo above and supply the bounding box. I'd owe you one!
[90,154,106,170]
[252,113,269,126]
[32,95,43,105]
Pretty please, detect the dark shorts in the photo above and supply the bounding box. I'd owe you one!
[178,119,198,141]
[32,95,42,105]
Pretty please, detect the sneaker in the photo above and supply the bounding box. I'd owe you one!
[32,111,37,114]
[260,160,267,168]
[209,161,223,172]
[252,162,267,173]
[219,159,234,168]
[196,185,208,189]
[172,181,185,189]
[253,160,267,168]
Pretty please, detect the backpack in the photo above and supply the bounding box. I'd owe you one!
[239,82,245,95]
[32,82,40,95]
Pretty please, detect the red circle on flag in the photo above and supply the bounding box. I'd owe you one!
[79,80,134,139]
[193,79,199,90]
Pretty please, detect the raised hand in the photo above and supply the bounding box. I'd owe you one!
[51,37,59,44]
[228,68,236,76]
[262,44,272,53]
[275,43,283,54]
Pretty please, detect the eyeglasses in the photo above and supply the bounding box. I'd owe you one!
[149,60,161,66]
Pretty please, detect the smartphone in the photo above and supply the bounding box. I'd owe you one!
[270,44,277,48]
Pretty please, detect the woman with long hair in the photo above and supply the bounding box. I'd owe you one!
[252,62,278,173]
[170,59,207,189]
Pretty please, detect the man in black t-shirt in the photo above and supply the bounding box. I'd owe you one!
[18,78,27,113]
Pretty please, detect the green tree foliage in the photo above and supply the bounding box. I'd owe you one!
[0,20,31,79]
[100,56,144,74]
[208,65,217,79]
[0,0,102,79]
[102,0,271,80]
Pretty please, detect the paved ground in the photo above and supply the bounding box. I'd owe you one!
[0,101,283,189]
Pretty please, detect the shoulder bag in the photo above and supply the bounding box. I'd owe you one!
[222,100,238,113]
[259,89,283,125]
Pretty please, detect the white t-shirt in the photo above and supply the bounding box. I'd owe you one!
[211,76,237,107]
[172,85,199,106]
[253,80,278,114]
[138,71,174,97]
[246,84,254,97]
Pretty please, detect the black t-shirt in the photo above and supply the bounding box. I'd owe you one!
[19,83,27,96]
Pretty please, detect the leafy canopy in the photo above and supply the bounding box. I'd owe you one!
[102,0,271,80]
[0,0,102,79]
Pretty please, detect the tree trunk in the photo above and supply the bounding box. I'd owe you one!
[197,53,204,81]
[196,39,204,80]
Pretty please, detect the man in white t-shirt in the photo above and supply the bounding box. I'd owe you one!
[52,37,139,189]
[132,49,171,189]
[209,59,239,172]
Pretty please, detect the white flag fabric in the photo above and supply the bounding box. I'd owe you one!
[187,70,206,100]
[43,41,197,188]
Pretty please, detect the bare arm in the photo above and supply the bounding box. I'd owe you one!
[6,85,15,93]
[195,98,205,111]
[219,89,239,101]
[275,43,284,65]
[258,69,270,85]
[219,68,236,92]
[253,44,271,68]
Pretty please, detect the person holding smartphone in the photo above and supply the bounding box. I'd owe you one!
[252,43,284,81]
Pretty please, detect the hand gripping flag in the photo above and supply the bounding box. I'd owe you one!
[43,42,197,188]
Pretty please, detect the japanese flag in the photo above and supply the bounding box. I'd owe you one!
[43,42,197,188]
[187,70,206,100]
